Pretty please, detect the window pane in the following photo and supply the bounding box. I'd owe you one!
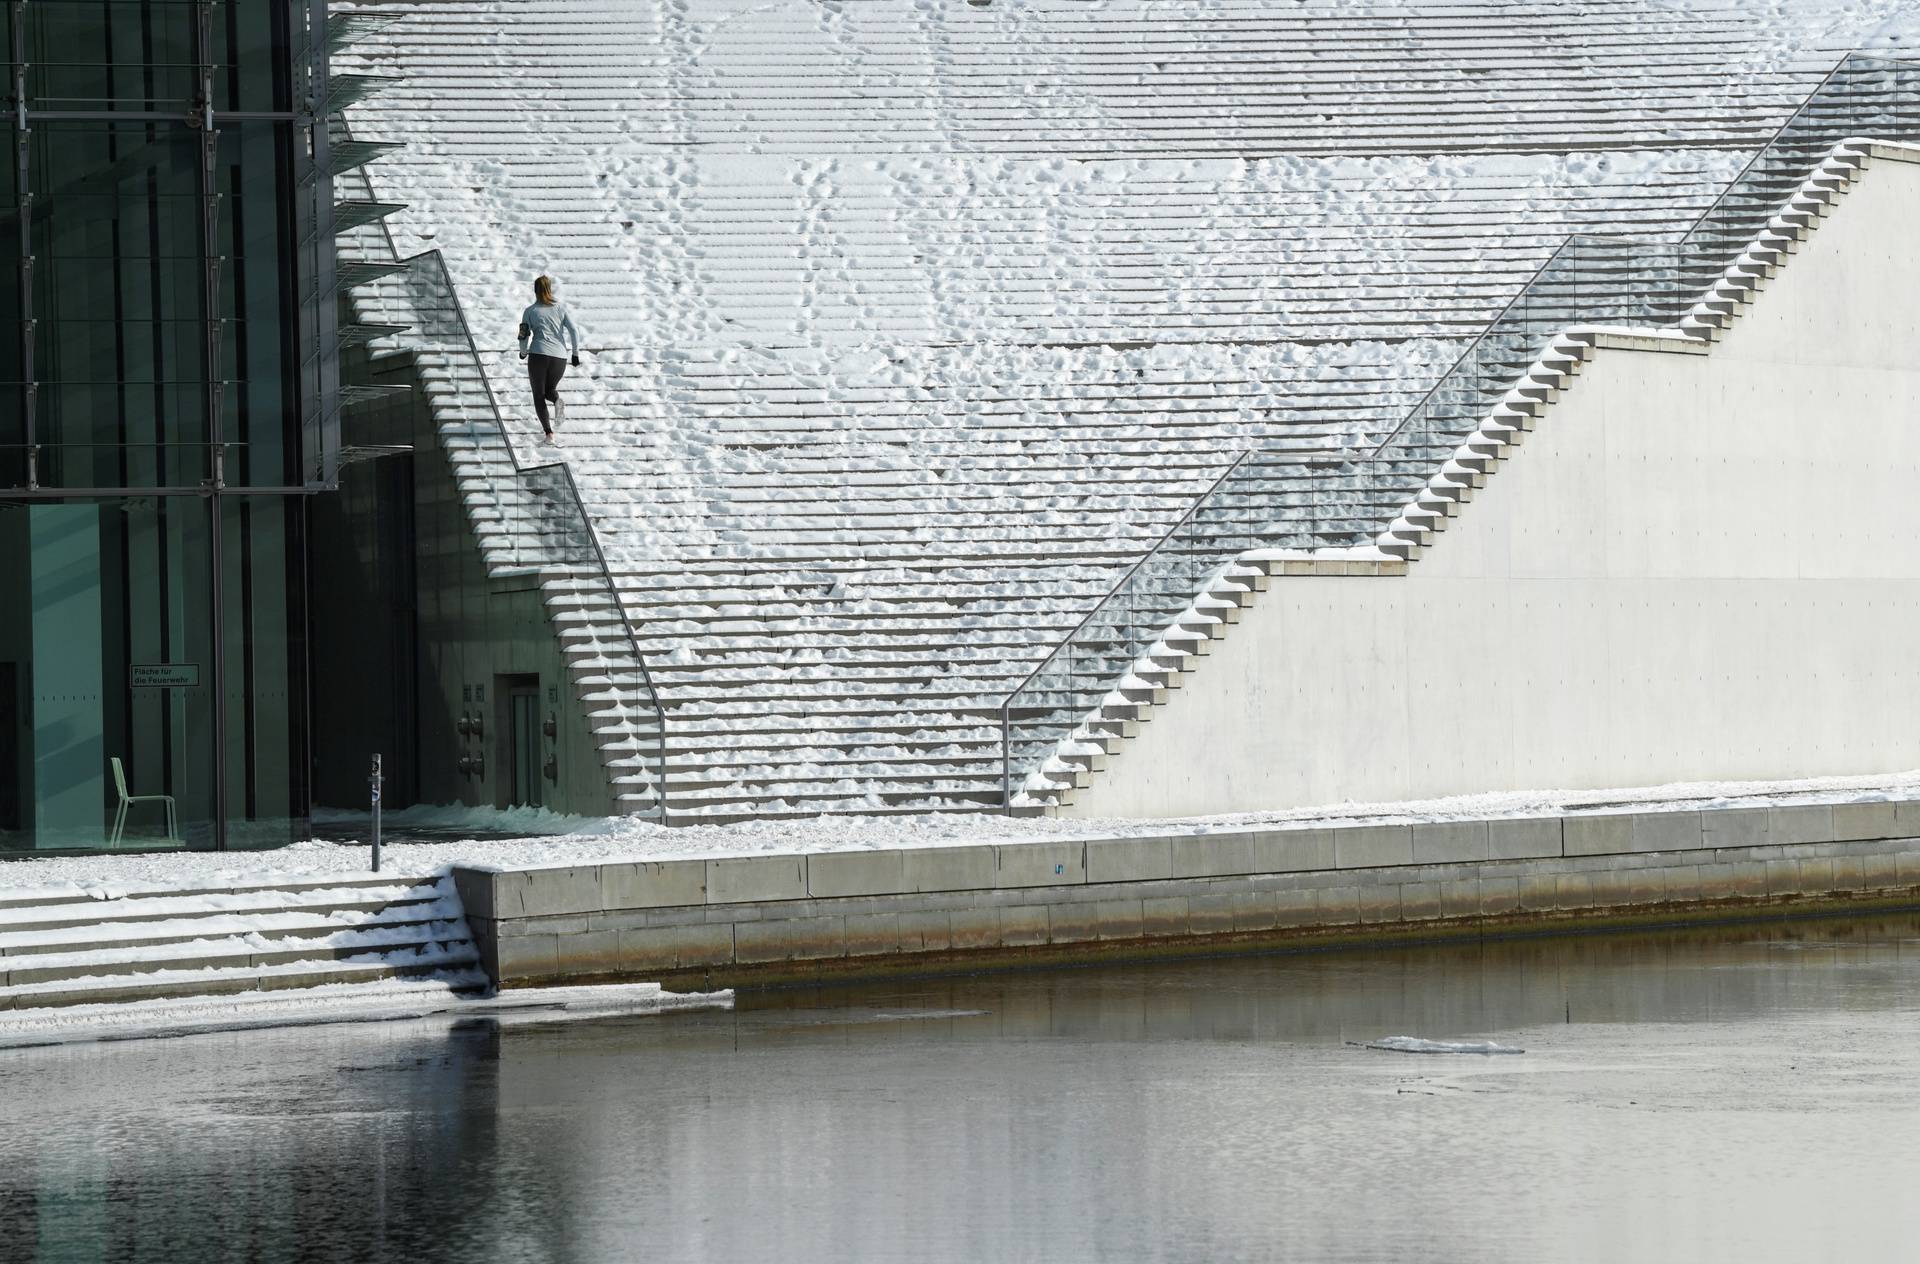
[24,0,201,112]
[0,498,219,852]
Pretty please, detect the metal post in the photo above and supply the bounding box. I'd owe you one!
[15,4,35,489]
[369,752,383,872]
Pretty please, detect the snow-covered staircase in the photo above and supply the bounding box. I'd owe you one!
[0,874,485,1012]
[330,0,1920,822]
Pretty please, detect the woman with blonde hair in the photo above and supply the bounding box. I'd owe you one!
[517,274,581,441]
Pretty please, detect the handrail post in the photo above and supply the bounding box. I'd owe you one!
[1000,704,1012,815]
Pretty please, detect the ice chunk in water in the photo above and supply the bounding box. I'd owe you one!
[1362,1036,1525,1055]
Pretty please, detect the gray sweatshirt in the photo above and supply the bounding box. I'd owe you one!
[518,301,581,359]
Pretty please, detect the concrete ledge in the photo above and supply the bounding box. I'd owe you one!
[454,794,1920,990]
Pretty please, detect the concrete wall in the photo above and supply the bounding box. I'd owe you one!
[1070,151,1920,819]
[314,352,617,816]
[453,796,1920,989]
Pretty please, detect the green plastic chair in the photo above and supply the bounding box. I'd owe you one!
[109,757,179,847]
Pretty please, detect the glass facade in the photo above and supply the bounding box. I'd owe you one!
[0,1,335,852]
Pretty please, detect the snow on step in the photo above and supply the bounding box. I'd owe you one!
[0,875,484,1012]
[333,0,1920,819]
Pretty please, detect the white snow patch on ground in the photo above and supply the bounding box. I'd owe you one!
[5,770,1918,897]
[0,979,731,1051]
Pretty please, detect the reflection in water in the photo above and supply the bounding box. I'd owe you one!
[4,916,1920,1263]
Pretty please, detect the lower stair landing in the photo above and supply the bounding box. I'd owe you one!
[0,874,487,1015]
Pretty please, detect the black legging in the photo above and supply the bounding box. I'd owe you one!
[528,353,567,428]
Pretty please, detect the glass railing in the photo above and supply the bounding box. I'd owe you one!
[340,234,670,820]
[999,51,1920,809]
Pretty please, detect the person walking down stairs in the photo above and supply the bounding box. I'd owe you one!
[518,274,581,442]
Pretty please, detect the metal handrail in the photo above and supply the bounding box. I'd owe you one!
[1676,54,1920,270]
[998,447,1253,807]
[998,51,1920,811]
[1366,233,1644,458]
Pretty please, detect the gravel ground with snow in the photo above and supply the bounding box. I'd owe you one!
[5,770,1919,901]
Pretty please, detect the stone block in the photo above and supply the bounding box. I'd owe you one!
[1562,814,1633,857]
[1897,852,1920,886]
[1412,821,1488,865]
[902,845,997,893]
[842,912,907,957]
[1832,801,1899,842]
[1230,891,1280,932]
[1252,828,1336,873]
[998,905,1051,947]
[947,906,1002,950]
[599,860,707,911]
[1555,873,1594,910]
[1720,861,1769,898]
[707,856,808,905]
[521,913,599,937]
[1399,881,1444,920]
[1829,855,1866,892]
[1436,879,1479,919]
[1633,812,1703,854]
[1700,808,1769,851]
[1860,850,1900,889]
[1085,836,1173,884]
[1797,858,1835,893]
[1623,866,1667,906]
[807,850,907,899]
[1047,901,1102,943]
[1766,805,1832,848]
[996,840,1086,889]
[895,910,952,952]
[508,867,602,918]
[1585,868,1637,908]
[1660,865,1702,902]
[734,916,846,964]
[1764,859,1802,897]
[550,930,623,977]
[1356,883,1402,924]
[1480,878,1519,915]
[1894,799,1920,837]
[1489,817,1561,860]
[1186,893,1238,934]
[616,923,734,971]
[1316,886,1361,926]
[1169,833,1256,878]
[1273,889,1317,927]
[1092,899,1146,940]
[494,934,559,981]
[451,868,497,920]
[1516,873,1558,912]
[1336,825,1414,869]
[1141,897,1189,938]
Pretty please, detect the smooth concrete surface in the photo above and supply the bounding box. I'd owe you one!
[1067,152,1920,819]
[453,794,1920,989]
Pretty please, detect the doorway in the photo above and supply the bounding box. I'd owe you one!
[499,675,543,810]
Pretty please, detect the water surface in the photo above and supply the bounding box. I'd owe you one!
[4,916,1919,1262]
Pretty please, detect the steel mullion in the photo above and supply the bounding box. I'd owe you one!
[13,0,33,490]
[192,0,231,852]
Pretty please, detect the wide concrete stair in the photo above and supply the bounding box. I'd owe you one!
[332,0,1918,822]
[0,875,486,1012]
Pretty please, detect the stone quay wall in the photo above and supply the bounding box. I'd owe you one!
[451,799,1920,991]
